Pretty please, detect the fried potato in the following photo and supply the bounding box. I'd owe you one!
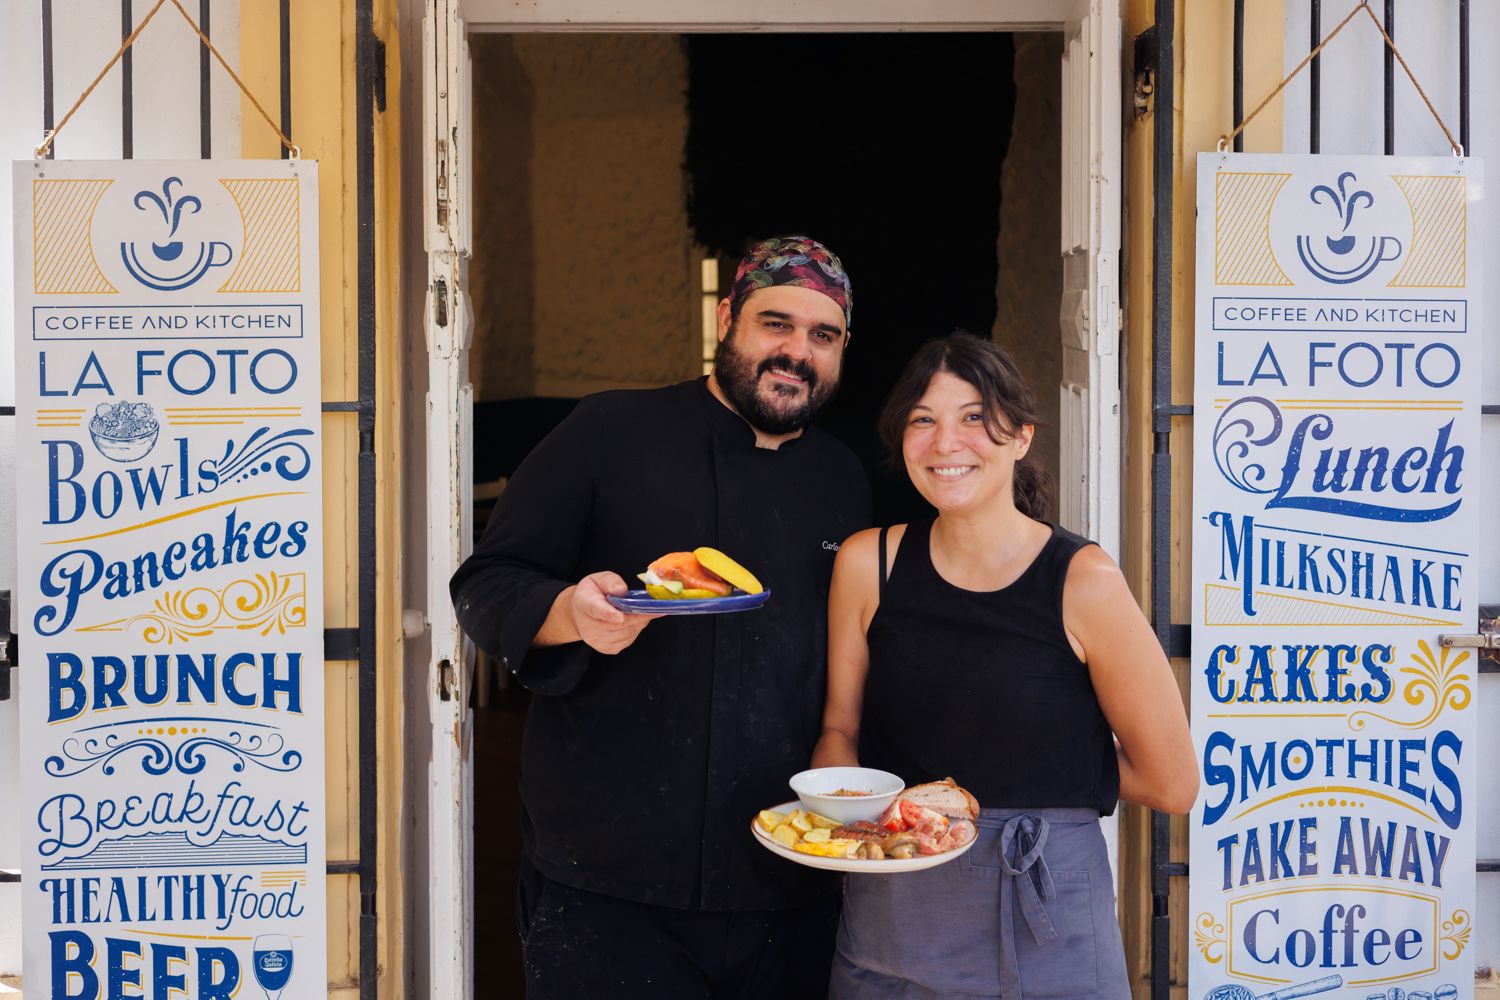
[806,811,841,830]
[789,811,814,834]
[757,810,787,833]
[793,838,861,858]
[771,824,800,849]
[802,827,831,843]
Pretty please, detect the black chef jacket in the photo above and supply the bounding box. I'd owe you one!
[450,378,871,911]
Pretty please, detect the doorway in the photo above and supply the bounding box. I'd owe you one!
[409,3,1122,996]
[462,29,1062,996]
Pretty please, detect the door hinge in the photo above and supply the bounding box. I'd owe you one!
[0,590,13,702]
[1439,633,1499,648]
[436,658,455,702]
[435,138,450,231]
[1439,605,1500,651]
[432,276,449,327]
[373,36,387,113]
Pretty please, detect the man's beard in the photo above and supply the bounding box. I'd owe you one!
[713,324,840,435]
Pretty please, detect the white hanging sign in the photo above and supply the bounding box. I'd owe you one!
[1191,153,1481,1000]
[12,158,326,1000]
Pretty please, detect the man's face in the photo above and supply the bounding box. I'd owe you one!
[712,285,848,435]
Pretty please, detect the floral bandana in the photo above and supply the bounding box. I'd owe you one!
[730,235,852,330]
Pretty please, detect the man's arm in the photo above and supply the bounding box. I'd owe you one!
[450,397,635,695]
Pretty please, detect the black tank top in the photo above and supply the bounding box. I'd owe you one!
[858,518,1120,814]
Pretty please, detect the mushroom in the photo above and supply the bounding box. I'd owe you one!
[881,832,919,859]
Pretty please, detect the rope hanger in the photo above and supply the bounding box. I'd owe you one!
[35,0,299,160]
[1219,0,1463,157]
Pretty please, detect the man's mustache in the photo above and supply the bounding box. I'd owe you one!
[758,356,818,388]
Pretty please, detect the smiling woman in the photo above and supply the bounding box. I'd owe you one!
[812,332,1196,998]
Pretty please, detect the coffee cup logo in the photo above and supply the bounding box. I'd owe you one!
[120,176,234,291]
[1294,171,1403,284]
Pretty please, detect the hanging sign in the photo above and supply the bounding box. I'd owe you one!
[1190,153,1481,1000]
[12,159,325,1000]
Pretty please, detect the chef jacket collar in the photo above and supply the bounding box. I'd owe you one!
[696,375,811,451]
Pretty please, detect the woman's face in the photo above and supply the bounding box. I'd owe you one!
[901,370,1033,515]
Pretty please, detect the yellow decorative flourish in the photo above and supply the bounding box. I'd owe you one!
[78,573,307,644]
[1195,912,1227,965]
[1348,640,1471,731]
[1440,910,1471,960]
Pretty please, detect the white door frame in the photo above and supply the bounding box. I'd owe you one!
[420,3,1122,996]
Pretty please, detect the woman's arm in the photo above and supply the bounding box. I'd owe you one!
[811,527,884,768]
[1063,545,1199,814]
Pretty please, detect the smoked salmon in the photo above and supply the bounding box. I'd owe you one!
[647,552,733,596]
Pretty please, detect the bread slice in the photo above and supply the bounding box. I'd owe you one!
[899,778,979,820]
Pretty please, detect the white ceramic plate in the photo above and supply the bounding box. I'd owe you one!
[750,801,977,874]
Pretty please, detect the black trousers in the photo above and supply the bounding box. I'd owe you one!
[515,857,840,998]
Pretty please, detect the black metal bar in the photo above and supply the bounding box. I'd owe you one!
[1168,862,1189,877]
[322,401,363,412]
[1310,0,1321,152]
[1384,0,1395,154]
[325,627,361,661]
[355,1,379,996]
[1232,0,1244,152]
[0,406,15,417]
[280,0,293,159]
[1168,624,1190,659]
[121,0,133,158]
[199,0,211,158]
[1151,2,1175,998]
[42,0,55,158]
[1459,0,1470,154]
[327,861,363,875]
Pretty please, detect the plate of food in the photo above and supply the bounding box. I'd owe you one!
[609,548,771,615]
[752,774,980,874]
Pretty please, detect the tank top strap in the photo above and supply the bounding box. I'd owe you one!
[1028,524,1097,614]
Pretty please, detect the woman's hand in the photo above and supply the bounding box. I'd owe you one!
[1064,546,1199,814]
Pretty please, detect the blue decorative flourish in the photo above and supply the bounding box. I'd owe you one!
[45,729,302,777]
[217,426,314,485]
[1211,396,1283,494]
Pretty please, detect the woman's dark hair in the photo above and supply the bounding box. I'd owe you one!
[878,331,1055,520]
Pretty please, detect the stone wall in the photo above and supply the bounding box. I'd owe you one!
[994,33,1065,498]
[468,34,697,400]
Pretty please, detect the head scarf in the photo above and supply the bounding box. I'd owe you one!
[730,235,852,330]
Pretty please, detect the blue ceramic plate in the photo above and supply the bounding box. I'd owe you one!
[607,589,771,615]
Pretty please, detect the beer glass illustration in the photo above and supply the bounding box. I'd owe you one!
[253,934,295,999]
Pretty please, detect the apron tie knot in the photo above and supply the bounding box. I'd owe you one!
[999,814,1057,944]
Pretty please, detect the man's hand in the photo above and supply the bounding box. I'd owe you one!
[534,571,661,654]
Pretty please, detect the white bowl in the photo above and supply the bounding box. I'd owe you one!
[788,766,904,825]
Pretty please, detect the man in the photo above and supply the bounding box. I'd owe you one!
[451,236,871,997]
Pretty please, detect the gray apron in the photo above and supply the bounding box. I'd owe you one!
[831,807,1131,999]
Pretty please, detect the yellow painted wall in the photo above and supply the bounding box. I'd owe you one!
[239,2,405,996]
[1119,2,1282,998]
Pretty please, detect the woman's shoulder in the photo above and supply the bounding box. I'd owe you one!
[1060,540,1130,610]
[836,524,911,585]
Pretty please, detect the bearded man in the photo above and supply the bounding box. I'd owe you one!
[451,236,871,997]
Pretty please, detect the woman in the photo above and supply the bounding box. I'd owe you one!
[813,332,1197,999]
